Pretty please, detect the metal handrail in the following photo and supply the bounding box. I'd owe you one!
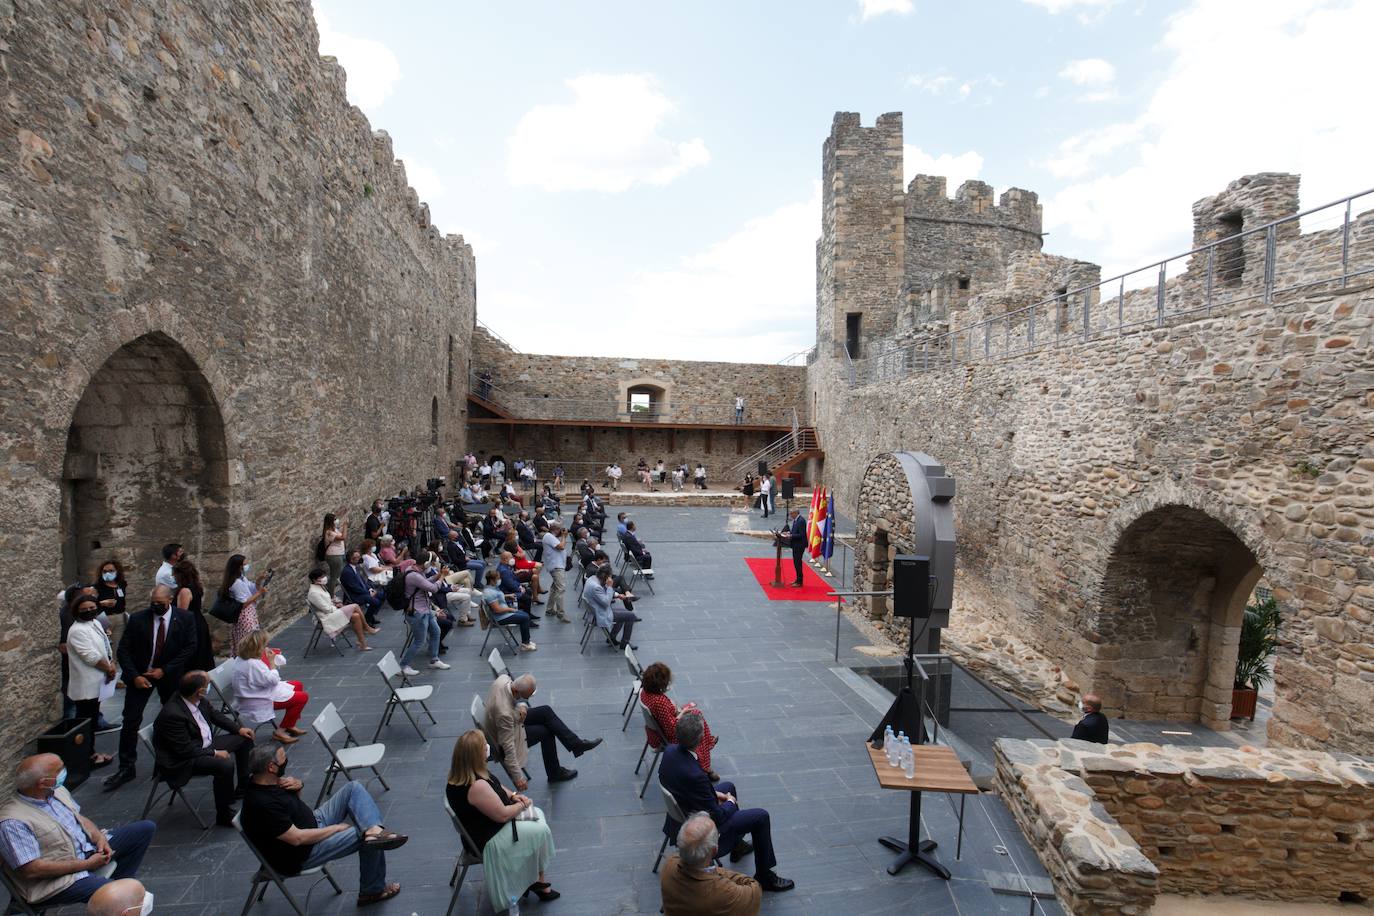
[851,185,1374,387]
[474,319,519,353]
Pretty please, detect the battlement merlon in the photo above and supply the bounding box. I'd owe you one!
[904,175,1043,237]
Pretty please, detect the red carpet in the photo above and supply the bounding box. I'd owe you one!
[745,556,843,602]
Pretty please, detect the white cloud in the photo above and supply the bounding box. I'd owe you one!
[903,145,984,192]
[1041,0,1374,278]
[1059,58,1116,86]
[1022,0,1117,23]
[507,74,710,193]
[906,71,1003,104]
[859,0,914,20]
[313,2,401,113]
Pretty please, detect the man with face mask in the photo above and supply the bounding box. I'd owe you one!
[0,754,155,909]
[86,878,153,916]
[241,745,407,907]
[103,587,198,791]
[483,674,602,790]
[1071,693,1109,745]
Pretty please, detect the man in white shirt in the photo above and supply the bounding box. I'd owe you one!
[759,475,773,518]
[608,464,623,491]
[734,396,745,424]
[154,542,183,592]
[152,671,254,826]
[540,522,569,622]
[695,464,707,490]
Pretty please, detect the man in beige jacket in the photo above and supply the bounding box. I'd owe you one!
[661,813,761,916]
[482,674,602,790]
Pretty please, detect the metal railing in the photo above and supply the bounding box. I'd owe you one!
[474,319,519,353]
[850,187,1374,387]
[777,346,815,366]
[727,425,818,480]
[467,372,799,426]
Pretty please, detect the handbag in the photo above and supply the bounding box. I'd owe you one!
[208,591,244,624]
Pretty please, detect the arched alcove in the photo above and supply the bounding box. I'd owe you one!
[617,377,673,420]
[59,332,232,587]
[1095,504,1266,729]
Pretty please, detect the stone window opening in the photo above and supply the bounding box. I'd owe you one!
[625,384,665,421]
[446,335,454,392]
[430,396,439,446]
[957,276,970,291]
[1055,286,1070,330]
[845,312,862,359]
[1215,211,1245,286]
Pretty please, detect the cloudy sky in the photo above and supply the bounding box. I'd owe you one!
[315,0,1371,362]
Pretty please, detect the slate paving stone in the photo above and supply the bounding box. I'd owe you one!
[46,506,1061,915]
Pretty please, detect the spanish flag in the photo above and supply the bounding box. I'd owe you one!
[808,486,827,558]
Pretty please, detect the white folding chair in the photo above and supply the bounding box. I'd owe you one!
[621,646,644,732]
[232,812,342,916]
[620,550,654,595]
[136,723,209,829]
[372,651,436,742]
[477,601,521,656]
[208,659,238,716]
[652,785,721,874]
[302,609,353,658]
[635,705,668,798]
[311,703,388,806]
[578,595,615,656]
[442,797,486,916]
[487,648,511,680]
[469,694,486,733]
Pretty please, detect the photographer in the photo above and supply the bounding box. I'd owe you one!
[397,550,451,676]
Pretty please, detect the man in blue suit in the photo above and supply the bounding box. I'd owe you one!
[658,716,795,894]
[432,506,452,543]
[787,509,807,587]
[341,548,385,626]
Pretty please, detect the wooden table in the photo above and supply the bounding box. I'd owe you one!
[864,743,979,879]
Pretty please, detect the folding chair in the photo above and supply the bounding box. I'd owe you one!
[3,861,117,916]
[469,694,486,733]
[620,550,654,595]
[635,705,667,798]
[372,651,436,742]
[614,535,627,566]
[487,648,511,680]
[137,723,210,829]
[442,797,486,916]
[302,611,353,658]
[208,659,238,716]
[651,785,721,874]
[477,601,521,656]
[232,812,342,916]
[311,703,389,806]
[621,646,644,732]
[578,597,615,656]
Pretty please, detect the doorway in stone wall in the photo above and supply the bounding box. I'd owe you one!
[1094,504,1267,730]
[59,332,233,596]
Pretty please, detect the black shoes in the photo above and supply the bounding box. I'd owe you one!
[618,642,638,650]
[571,737,603,758]
[760,873,795,893]
[730,840,754,863]
[548,767,579,783]
[215,807,237,828]
[102,768,136,791]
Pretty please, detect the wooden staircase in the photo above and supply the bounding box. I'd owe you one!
[729,427,821,480]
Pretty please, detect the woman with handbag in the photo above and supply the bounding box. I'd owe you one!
[64,594,116,768]
[217,554,268,655]
[446,729,559,910]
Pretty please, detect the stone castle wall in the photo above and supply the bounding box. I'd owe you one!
[0,0,474,768]
[996,738,1374,914]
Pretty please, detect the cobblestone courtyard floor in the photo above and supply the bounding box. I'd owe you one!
[57,506,1062,916]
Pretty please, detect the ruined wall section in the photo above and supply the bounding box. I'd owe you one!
[0,0,475,763]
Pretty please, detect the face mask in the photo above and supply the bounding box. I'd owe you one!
[1077,700,1085,713]
[49,768,67,793]
[276,756,289,777]
[102,571,118,582]
[484,743,491,760]
[122,891,154,916]
[77,607,101,622]
[152,602,170,613]
[243,563,252,574]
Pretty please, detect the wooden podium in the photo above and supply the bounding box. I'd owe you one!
[769,530,788,587]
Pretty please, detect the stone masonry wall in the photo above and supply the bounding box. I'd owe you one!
[0,0,474,773]
[996,738,1374,913]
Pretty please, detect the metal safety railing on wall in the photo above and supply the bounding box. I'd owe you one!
[850,187,1374,387]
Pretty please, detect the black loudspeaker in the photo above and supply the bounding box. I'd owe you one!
[892,555,931,619]
[757,460,768,477]
[781,478,795,500]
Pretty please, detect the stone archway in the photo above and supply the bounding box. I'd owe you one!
[59,332,233,591]
[1094,503,1266,730]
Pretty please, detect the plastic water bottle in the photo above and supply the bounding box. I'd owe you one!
[508,896,520,915]
[882,725,894,762]
[902,736,916,779]
[891,731,905,767]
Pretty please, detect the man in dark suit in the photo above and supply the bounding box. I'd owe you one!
[1070,693,1110,744]
[787,509,807,587]
[432,506,452,544]
[623,521,654,577]
[152,671,255,826]
[341,548,385,626]
[658,716,794,894]
[103,585,198,791]
[516,512,541,562]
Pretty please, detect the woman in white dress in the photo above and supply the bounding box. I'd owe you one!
[306,567,377,650]
[232,628,307,745]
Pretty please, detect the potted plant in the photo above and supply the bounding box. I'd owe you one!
[1232,596,1280,720]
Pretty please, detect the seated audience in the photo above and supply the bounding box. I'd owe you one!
[0,754,155,909]
[500,533,543,603]
[341,548,385,627]
[623,520,655,577]
[233,628,308,745]
[86,878,152,916]
[661,812,761,916]
[496,551,535,614]
[582,566,640,650]
[446,730,559,910]
[480,569,535,651]
[641,662,718,780]
[241,745,405,907]
[1071,693,1110,744]
[306,567,377,651]
[584,551,637,608]
[659,716,793,894]
[152,671,256,827]
[483,674,601,788]
[376,535,414,575]
[63,595,116,768]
